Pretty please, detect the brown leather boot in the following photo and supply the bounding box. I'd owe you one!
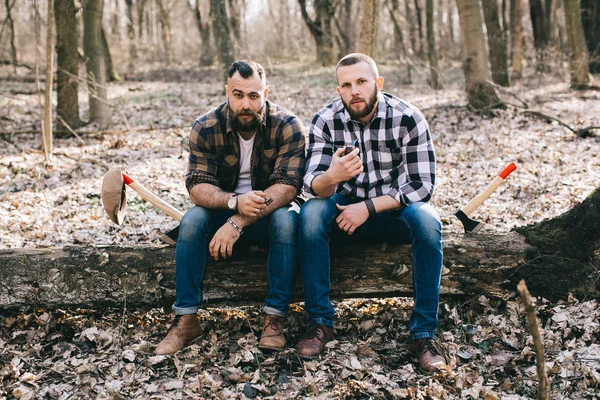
[411,338,448,372]
[258,314,286,351]
[155,314,202,355]
[295,324,333,359]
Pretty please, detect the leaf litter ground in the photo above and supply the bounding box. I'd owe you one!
[1,63,599,398]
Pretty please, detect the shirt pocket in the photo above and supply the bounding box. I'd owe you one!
[376,144,402,167]
[260,149,277,173]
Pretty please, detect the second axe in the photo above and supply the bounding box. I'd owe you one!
[455,162,517,233]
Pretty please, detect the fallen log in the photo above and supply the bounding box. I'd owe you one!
[0,231,596,311]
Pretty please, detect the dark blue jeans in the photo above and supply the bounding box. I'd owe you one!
[173,206,299,317]
[298,193,443,340]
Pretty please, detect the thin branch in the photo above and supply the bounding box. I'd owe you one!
[517,280,549,400]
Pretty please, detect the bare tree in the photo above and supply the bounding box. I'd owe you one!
[388,0,407,59]
[482,0,510,86]
[530,0,549,49]
[227,0,242,46]
[84,0,111,127]
[359,0,379,56]
[3,0,18,72]
[193,0,214,66]
[413,0,425,57]
[125,0,138,70]
[404,0,418,57]
[54,0,82,129]
[211,0,234,73]
[563,0,591,87]
[156,0,174,64]
[511,0,524,78]
[455,0,500,109]
[332,0,354,59]
[137,0,148,39]
[581,0,599,73]
[298,0,336,66]
[43,0,55,161]
[426,0,442,88]
[101,27,120,81]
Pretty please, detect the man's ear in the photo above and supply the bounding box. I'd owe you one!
[336,86,341,94]
[263,87,269,99]
[376,77,384,91]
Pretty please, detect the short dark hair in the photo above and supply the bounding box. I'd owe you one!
[227,60,266,86]
[335,53,379,80]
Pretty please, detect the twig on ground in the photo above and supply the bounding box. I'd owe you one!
[517,280,549,400]
[522,110,600,138]
[56,115,85,145]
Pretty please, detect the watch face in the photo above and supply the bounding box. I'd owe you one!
[228,196,237,209]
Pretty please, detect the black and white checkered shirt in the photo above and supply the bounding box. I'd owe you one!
[304,92,436,206]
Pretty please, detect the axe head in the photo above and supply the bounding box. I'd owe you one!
[455,210,485,233]
[160,225,180,246]
[101,166,127,225]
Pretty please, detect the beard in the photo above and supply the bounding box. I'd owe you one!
[229,105,264,133]
[342,84,378,121]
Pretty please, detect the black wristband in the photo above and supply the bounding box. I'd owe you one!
[364,199,376,217]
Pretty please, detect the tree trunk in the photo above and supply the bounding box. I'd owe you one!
[4,187,599,310]
[530,0,549,48]
[54,0,82,130]
[84,0,111,127]
[426,0,442,88]
[389,0,407,58]
[227,0,242,45]
[211,0,234,72]
[482,0,511,86]
[125,0,137,71]
[405,0,418,58]
[581,0,599,73]
[333,0,354,59]
[43,0,55,162]
[544,0,554,43]
[359,0,379,57]
[455,0,501,109]
[137,0,148,39]
[511,0,524,77]
[4,0,18,73]
[101,27,120,82]
[156,0,173,64]
[194,0,214,66]
[298,0,336,66]
[414,0,425,57]
[563,0,591,88]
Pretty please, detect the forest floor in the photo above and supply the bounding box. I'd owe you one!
[1,61,599,399]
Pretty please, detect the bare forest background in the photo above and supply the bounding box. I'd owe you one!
[1,0,600,399]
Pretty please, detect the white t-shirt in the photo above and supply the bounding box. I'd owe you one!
[235,132,256,194]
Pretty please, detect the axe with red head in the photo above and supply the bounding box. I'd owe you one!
[455,163,517,233]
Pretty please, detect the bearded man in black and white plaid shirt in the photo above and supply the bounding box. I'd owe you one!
[295,53,447,372]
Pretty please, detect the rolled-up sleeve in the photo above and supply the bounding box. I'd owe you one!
[269,116,306,193]
[185,119,219,193]
[303,113,335,198]
[386,111,436,206]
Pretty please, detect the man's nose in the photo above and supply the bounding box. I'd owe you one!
[351,84,360,96]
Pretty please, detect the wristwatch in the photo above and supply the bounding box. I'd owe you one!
[227,193,238,210]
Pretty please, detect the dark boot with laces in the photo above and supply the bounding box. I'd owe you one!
[411,337,448,372]
[295,324,333,359]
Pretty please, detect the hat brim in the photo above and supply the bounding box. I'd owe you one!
[101,165,127,225]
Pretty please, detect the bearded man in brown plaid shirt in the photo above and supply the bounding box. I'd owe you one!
[155,60,306,355]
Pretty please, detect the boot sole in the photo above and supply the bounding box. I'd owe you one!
[258,344,286,352]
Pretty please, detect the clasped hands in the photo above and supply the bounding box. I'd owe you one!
[209,190,270,260]
[328,147,368,235]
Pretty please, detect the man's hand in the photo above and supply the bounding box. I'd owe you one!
[327,147,363,184]
[209,222,241,260]
[237,190,268,217]
[335,202,369,235]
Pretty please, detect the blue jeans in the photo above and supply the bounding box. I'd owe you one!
[298,193,443,340]
[173,206,299,317]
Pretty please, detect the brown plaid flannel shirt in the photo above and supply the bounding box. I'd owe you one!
[186,100,306,194]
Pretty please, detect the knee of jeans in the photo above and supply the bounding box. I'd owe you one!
[269,207,298,241]
[299,198,335,237]
[402,202,442,240]
[178,206,212,241]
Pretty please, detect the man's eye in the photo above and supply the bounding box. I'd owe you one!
[234,93,243,98]
[251,95,259,100]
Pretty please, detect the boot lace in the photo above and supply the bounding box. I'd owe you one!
[299,324,326,341]
[264,316,284,334]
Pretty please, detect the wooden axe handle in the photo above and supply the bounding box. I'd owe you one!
[462,163,516,216]
[122,172,184,221]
